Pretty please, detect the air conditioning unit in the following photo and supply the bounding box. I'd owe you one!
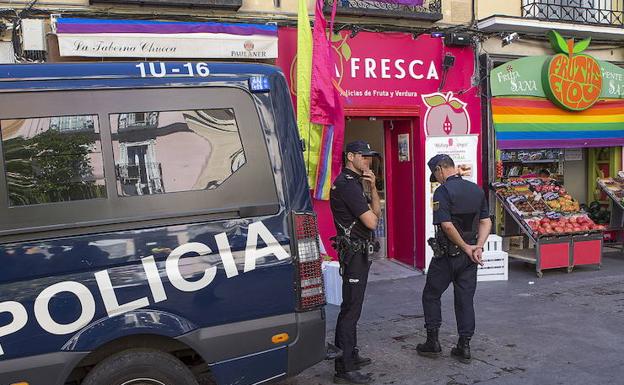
[21,19,47,60]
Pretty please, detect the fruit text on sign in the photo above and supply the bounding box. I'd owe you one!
[542,30,603,111]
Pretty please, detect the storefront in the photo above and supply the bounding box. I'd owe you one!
[487,30,624,277]
[277,28,481,270]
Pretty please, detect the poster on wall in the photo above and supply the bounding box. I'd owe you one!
[424,135,479,271]
[398,134,410,162]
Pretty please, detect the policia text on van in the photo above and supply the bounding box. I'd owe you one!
[0,62,326,385]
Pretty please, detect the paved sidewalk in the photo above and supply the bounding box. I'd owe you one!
[280,251,624,385]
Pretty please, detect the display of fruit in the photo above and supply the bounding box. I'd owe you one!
[587,200,611,225]
[533,184,566,194]
[528,198,549,212]
[496,161,504,179]
[512,200,535,216]
[525,215,605,237]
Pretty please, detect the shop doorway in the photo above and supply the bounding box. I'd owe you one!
[385,119,417,267]
[342,117,421,268]
[344,119,387,259]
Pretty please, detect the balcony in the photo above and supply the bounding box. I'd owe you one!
[478,0,624,42]
[522,0,624,26]
[325,0,443,21]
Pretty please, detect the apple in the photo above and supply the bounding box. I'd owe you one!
[423,92,470,136]
[544,31,602,111]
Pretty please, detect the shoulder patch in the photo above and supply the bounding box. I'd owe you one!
[345,174,354,180]
[433,201,440,211]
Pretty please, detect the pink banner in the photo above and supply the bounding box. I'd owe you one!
[310,0,335,126]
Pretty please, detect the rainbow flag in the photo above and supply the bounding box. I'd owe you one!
[493,97,624,149]
[311,0,344,200]
[297,0,323,189]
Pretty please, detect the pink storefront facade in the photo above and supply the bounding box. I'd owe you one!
[277,28,482,270]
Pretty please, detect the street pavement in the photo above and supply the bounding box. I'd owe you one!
[280,249,624,385]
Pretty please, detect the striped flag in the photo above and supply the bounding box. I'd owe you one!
[297,0,324,189]
[311,0,345,200]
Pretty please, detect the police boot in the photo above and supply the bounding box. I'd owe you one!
[333,371,373,384]
[416,328,442,358]
[354,347,372,369]
[451,336,472,364]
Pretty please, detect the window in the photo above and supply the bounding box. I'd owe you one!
[110,109,246,196]
[1,115,106,206]
[0,87,279,239]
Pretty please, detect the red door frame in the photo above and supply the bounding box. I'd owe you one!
[347,111,421,268]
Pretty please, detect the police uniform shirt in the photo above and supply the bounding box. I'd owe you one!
[330,168,373,240]
[433,175,489,240]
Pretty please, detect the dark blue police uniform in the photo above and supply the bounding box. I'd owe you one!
[330,150,376,376]
[424,173,489,338]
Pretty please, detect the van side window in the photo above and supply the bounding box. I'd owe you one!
[0,115,106,206]
[110,109,245,196]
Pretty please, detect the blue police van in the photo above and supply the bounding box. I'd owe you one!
[0,62,326,385]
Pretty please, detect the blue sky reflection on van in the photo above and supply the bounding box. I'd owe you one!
[0,62,325,385]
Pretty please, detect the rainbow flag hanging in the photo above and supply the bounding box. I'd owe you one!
[311,0,345,200]
[493,97,624,149]
[297,0,323,189]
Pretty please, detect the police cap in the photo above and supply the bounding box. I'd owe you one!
[428,154,454,183]
[345,140,379,157]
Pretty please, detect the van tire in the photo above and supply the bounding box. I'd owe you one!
[82,348,199,385]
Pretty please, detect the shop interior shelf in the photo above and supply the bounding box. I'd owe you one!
[597,181,624,211]
[502,159,561,164]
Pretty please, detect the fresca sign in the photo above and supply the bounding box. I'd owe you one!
[491,30,624,110]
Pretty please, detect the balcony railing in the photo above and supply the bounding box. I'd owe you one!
[325,0,443,21]
[522,0,624,26]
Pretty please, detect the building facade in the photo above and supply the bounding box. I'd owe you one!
[0,0,473,63]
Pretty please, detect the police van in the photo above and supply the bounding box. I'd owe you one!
[0,62,326,385]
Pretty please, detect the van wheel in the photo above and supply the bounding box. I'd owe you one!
[82,349,199,385]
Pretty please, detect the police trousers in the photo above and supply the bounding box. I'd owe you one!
[335,249,372,373]
[422,251,477,337]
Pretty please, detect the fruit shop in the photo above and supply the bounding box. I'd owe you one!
[277,28,482,270]
[487,30,624,277]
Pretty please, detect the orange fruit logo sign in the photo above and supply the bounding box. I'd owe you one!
[542,30,602,111]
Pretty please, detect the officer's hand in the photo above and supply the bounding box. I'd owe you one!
[471,247,484,266]
[362,170,376,189]
[461,244,477,256]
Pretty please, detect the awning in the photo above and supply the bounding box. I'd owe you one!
[493,97,624,149]
[54,18,278,59]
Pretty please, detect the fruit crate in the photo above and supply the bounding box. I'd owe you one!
[496,194,602,278]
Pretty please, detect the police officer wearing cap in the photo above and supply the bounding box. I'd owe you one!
[330,140,381,384]
[417,154,492,364]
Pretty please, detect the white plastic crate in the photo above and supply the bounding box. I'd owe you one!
[485,234,503,252]
[478,250,508,282]
[322,261,342,305]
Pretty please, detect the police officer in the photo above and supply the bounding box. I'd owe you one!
[417,154,492,364]
[330,140,381,384]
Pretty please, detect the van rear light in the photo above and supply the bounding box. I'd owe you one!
[293,212,325,311]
